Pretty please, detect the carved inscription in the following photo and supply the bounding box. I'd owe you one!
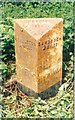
[20,40,36,50]
[38,36,62,51]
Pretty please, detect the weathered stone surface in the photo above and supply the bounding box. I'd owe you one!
[14,18,63,97]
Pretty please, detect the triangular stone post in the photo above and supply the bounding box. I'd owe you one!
[14,18,63,99]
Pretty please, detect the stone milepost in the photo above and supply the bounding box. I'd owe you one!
[14,18,63,99]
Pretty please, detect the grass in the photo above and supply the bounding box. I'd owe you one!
[0,1,74,119]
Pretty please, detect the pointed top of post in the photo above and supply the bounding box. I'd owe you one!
[15,18,63,40]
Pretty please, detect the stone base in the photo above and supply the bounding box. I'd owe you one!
[17,81,61,99]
